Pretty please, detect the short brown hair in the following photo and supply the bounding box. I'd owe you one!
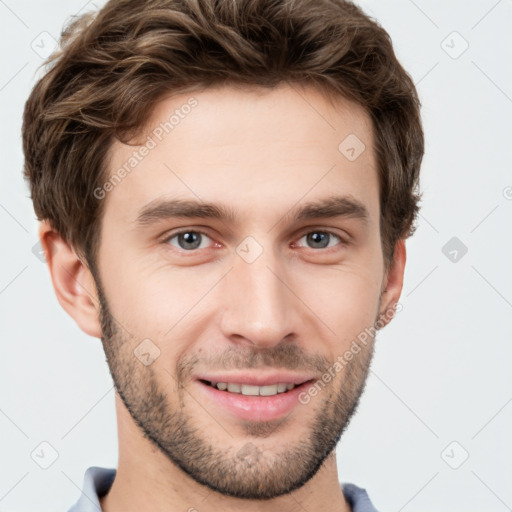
[22,0,423,271]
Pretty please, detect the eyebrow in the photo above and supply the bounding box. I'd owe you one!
[134,195,369,228]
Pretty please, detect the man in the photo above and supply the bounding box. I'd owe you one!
[22,0,423,510]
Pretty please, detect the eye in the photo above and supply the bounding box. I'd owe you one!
[164,230,214,251]
[295,230,344,250]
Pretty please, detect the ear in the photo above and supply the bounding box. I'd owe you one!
[378,239,406,328]
[38,220,103,338]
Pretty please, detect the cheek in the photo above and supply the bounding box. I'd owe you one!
[292,267,382,347]
[102,258,221,349]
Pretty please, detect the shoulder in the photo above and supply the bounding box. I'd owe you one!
[67,466,116,512]
[341,482,381,512]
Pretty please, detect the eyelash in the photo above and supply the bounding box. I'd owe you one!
[162,228,348,254]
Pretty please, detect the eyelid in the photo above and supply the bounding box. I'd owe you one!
[294,225,351,242]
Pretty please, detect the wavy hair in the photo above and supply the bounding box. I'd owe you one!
[22,0,423,269]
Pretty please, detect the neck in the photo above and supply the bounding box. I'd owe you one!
[100,397,351,512]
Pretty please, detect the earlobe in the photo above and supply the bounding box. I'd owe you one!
[378,239,407,328]
[38,221,103,339]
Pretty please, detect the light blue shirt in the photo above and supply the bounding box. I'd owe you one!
[68,466,380,512]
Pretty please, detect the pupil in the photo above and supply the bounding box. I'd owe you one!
[180,232,201,249]
[308,232,328,248]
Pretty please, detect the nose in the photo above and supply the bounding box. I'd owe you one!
[219,243,301,349]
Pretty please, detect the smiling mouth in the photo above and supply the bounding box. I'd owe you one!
[199,379,314,397]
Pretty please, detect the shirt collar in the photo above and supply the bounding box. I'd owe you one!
[68,466,379,512]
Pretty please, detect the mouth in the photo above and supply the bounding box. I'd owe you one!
[195,376,316,423]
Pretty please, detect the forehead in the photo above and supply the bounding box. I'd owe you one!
[102,83,378,228]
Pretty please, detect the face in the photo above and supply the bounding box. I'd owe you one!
[92,83,394,499]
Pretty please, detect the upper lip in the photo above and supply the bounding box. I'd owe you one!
[195,372,316,387]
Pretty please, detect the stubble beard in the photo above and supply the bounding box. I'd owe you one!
[95,276,376,500]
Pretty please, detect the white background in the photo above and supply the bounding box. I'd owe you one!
[0,1,511,511]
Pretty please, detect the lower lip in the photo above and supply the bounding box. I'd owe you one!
[196,380,313,422]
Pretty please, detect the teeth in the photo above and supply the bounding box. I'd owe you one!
[259,385,278,396]
[227,383,241,393]
[241,384,260,396]
[213,381,296,396]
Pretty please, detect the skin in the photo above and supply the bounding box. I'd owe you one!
[40,82,406,512]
